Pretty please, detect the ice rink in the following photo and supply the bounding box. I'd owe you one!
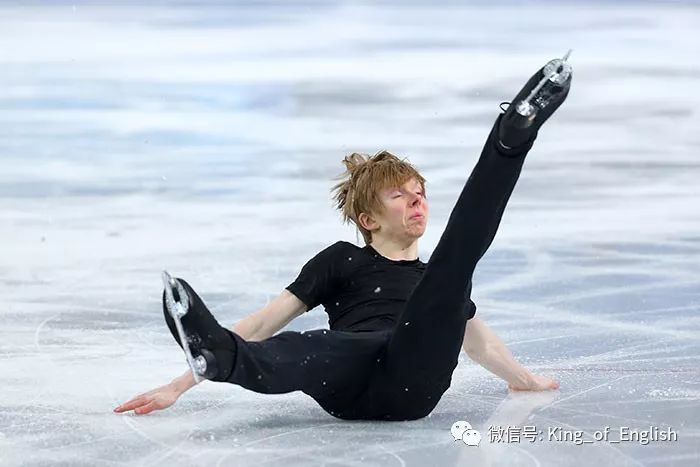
[1,1,698,465]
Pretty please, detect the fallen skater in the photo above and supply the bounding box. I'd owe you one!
[115,52,572,421]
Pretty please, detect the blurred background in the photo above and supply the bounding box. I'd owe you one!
[0,1,698,466]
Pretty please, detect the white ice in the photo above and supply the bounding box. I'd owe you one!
[0,1,698,466]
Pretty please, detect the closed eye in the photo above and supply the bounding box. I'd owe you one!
[393,191,424,198]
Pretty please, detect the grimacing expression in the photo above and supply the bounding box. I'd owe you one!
[369,178,429,240]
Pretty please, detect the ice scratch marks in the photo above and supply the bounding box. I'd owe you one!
[214,422,342,467]
[540,336,680,369]
[15,311,66,434]
[539,374,632,410]
[478,247,554,296]
[99,381,191,466]
[511,445,543,467]
[34,312,63,354]
[493,300,696,339]
[505,332,585,347]
[532,410,646,467]
[377,443,407,467]
[542,367,697,373]
[544,277,700,309]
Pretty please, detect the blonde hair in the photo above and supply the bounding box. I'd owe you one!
[330,150,427,245]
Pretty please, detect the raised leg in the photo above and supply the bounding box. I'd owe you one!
[364,55,573,420]
[361,114,532,420]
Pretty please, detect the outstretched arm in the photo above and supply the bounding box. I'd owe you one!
[114,289,307,415]
[462,316,559,391]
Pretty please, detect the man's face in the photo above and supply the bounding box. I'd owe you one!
[371,178,429,241]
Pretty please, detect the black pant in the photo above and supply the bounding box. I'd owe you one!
[165,114,534,421]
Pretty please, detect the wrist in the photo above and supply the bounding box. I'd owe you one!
[171,371,196,394]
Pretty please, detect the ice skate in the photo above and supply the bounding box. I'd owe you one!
[162,270,236,382]
[498,49,573,149]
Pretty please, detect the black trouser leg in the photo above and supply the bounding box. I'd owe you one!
[222,328,390,407]
[366,114,535,419]
[162,286,391,412]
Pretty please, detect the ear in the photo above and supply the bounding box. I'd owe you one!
[358,212,380,232]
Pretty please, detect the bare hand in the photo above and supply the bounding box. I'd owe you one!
[113,383,181,415]
[508,373,560,392]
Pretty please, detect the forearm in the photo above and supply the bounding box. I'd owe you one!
[228,311,269,341]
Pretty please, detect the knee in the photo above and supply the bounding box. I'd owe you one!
[383,389,441,421]
[412,395,441,420]
[396,405,433,421]
[385,403,435,421]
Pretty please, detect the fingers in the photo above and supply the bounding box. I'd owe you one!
[114,396,148,413]
[130,384,166,401]
[539,375,560,390]
[535,378,559,391]
[134,400,159,415]
[507,378,559,392]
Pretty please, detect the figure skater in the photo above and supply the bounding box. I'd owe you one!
[115,52,572,421]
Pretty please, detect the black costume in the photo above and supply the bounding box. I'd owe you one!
[164,112,535,421]
[285,241,477,333]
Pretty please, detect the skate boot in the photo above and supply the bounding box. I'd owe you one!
[498,49,573,150]
[162,270,237,383]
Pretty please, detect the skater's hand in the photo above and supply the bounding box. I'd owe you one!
[508,373,560,392]
[113,383,181,415]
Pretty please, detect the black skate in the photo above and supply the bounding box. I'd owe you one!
[161,270,236,382]
[498,49,573,149]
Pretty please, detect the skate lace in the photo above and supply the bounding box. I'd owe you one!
[499,101,511,113]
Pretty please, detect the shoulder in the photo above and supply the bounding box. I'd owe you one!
[306,240,358,263]
[334,240,362,251]
[317,241,370,270]
[320,240,361,254]
[333,240,368,259]
[316,240,354,254]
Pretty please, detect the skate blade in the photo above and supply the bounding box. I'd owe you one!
[516,49,573,118]
[161,270,205,383]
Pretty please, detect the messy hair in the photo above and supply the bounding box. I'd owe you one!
[330,150,427,245]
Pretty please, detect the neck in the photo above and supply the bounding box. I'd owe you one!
[369,238,419,261]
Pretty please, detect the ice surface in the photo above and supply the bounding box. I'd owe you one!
[0,1,698,466]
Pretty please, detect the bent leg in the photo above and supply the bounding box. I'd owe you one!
[225,328,390,405]
[377,113,535,403]
[161,284,390,408]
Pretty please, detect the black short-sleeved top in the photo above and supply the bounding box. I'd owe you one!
[286,240,476,332]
